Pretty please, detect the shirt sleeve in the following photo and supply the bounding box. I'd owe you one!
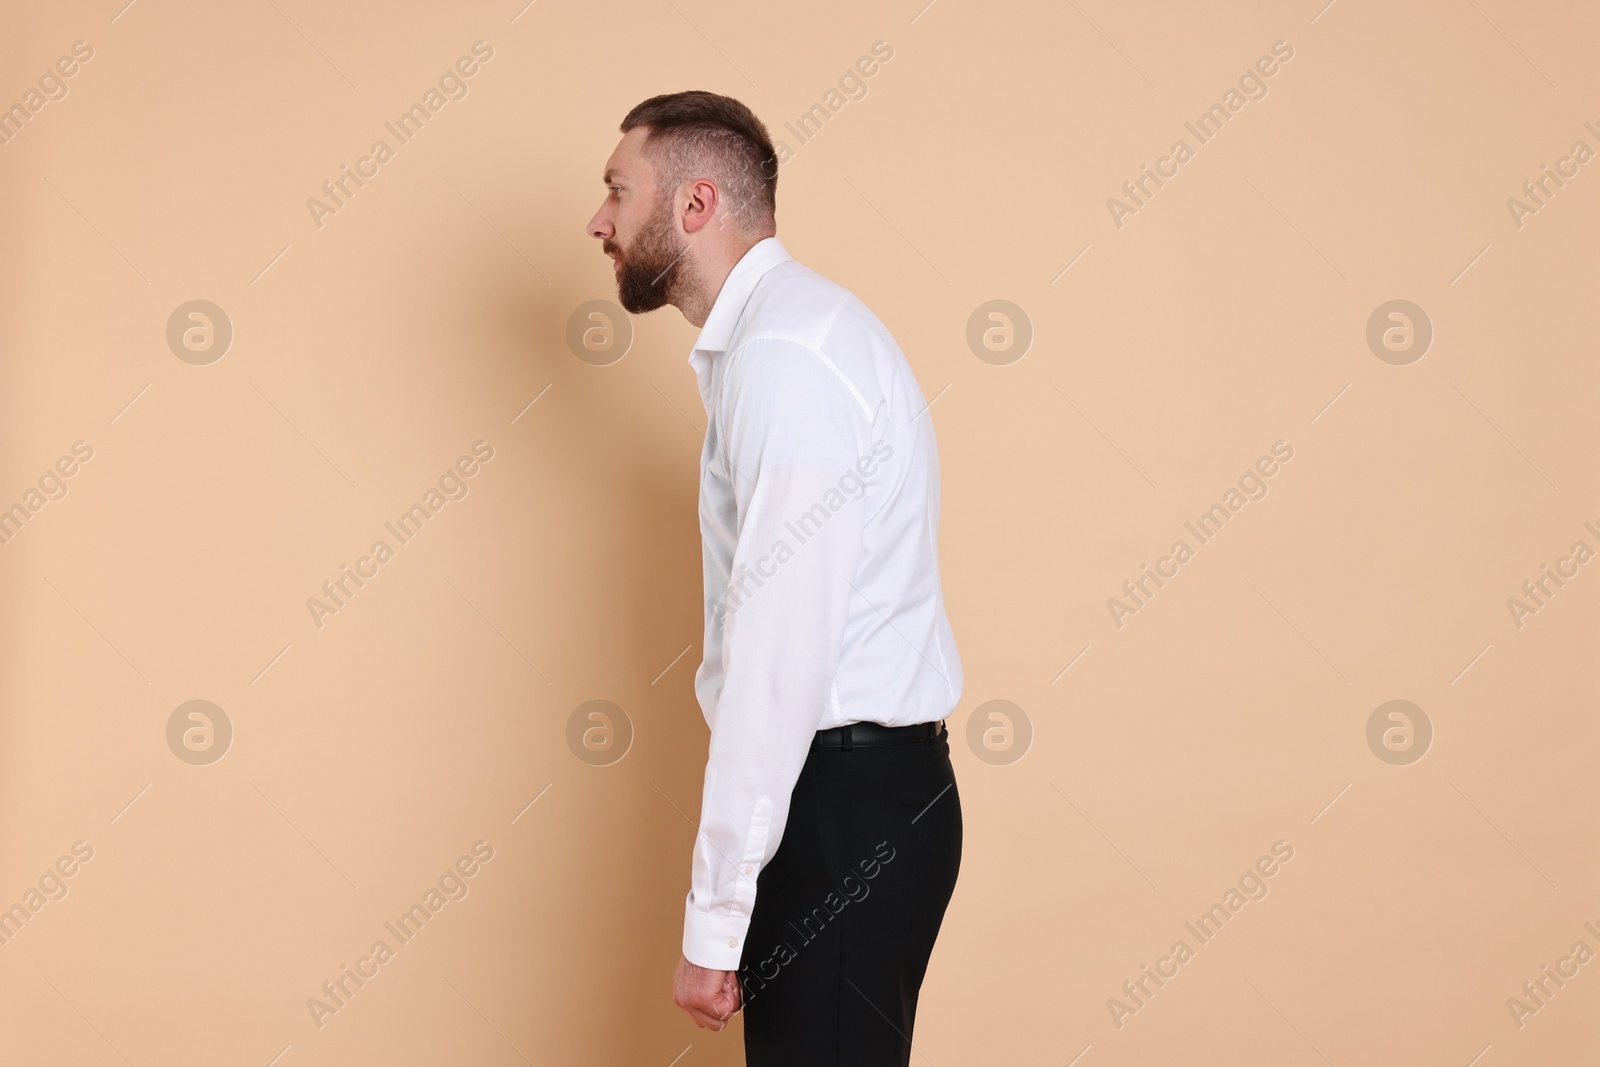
[681,336,872,970]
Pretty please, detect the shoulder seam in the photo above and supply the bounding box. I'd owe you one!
[727,332,875,422]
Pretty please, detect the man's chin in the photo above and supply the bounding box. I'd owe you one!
[617,277,671,314]
[618,291,667,314]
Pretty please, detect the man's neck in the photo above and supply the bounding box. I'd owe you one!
[675,235,768,328]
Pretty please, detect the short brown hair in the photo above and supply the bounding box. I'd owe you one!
[621,91,777,234]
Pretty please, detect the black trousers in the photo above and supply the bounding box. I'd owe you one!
[738,725,962,1066]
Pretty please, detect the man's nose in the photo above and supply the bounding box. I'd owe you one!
[586,206,612,241]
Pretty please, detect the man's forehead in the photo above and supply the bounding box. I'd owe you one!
[603,128,654,183]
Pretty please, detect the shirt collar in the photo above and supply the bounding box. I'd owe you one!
[688,236,792,360]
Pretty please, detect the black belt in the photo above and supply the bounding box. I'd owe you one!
[813,720,945,750]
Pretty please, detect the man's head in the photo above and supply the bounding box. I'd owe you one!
[586,91,778,318]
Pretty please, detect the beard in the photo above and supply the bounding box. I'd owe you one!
[607,196,690,314]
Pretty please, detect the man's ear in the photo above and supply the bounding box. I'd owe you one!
[681,177,720,234]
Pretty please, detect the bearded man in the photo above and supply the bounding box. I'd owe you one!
[586,90,964,1067]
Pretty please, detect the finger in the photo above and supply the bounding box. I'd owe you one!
[695,992,731,1017]
[686,1005,726,1030]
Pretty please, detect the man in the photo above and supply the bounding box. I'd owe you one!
[586,91,964,1066]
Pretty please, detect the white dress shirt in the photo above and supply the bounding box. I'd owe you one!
[681,236,964,970]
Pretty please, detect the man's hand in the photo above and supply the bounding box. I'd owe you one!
[673,953,741,1030]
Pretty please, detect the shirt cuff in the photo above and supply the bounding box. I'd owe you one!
[682,893,751,970]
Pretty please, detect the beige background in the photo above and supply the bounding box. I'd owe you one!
[1,0,1595,1063]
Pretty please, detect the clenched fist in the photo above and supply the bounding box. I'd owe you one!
[673,953,741,1030]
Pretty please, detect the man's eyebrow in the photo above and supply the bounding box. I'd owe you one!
[603,169,628,184]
